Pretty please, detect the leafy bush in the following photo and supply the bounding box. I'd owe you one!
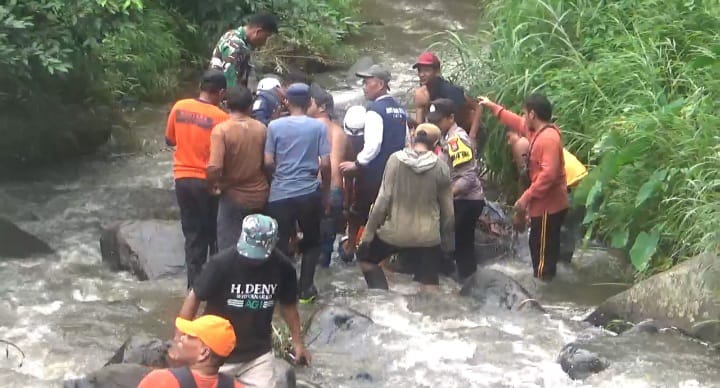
[441,0,720,274]
[166,0,361,71]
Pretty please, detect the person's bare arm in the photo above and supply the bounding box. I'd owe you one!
[414,86,429,124]
[330,125,347,190]
[467,98,484,142]
[178,290,201,320]
[279,303,311,365]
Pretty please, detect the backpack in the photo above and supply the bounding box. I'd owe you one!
[168,367,235,388]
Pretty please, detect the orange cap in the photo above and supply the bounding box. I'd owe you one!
[175,315,236,357]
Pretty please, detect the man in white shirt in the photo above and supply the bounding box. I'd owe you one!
[339,65,409,258]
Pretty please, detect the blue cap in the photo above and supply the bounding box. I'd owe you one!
[236,214,279,260]
[286,83,310,98]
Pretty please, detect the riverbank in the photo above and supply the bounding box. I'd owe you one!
[441,0,720,276]
[0,0,360,170]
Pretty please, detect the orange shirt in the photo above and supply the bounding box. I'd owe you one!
[487,102,569,217]
[138,369,244,388]
[166,99,229,179]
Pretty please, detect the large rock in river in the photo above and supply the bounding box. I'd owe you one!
[63,364,152,388]
[586,253,720,343]
[306,305,374,345]
[100,220,185,280]
[459,269,545,312]
[0,217,54,258]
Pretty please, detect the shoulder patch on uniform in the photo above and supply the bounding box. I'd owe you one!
[253,99,263,111]
[447,135,473,167]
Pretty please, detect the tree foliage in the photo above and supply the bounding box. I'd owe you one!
[0,0,359,167]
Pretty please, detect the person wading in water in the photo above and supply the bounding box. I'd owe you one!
[308,84,345,267]
[207,86,269,250]
[357,123,454,291]
[264,83,330,303]
[165,70,229,289]
[427,98,485,283]
[478,94,568,281]
[339,65,408,261]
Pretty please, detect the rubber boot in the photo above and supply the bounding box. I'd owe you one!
[299,247,320,303]
[362,266,389,290]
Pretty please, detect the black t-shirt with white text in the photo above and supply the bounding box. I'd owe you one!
[193,248,298,362]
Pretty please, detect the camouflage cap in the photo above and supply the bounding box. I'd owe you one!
[236,214,279,260]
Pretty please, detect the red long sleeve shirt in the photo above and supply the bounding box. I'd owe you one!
[487,102,568,217]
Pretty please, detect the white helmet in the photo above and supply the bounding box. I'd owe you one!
[257,77,281,91]
[343,105,366,137]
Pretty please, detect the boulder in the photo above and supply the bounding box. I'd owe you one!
[100,220,185,280]
[459,269,545,312]
[106,335,171,368]
[0,217,54,258]
[307,305,374,345]
[220,358,296,388]
[586,253,720,344]
[570,248,633,285]
[345,56,375,84]
[557,343,609,380]
[62,363,152,388]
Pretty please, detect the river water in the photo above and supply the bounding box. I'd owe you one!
[1,0,719,387]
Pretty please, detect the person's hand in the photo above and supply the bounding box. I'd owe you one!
[291,342,312,366]
[339,161,359,175]
[513,196,529,213]
[477,96,493,106]
[207,183,221,196]
[512,211,527,232]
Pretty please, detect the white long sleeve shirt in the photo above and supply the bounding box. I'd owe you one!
[356,95,409,165]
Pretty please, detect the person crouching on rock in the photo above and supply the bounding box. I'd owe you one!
[138,314,243,388]
[176,214,311,387]
[357,123,455,291]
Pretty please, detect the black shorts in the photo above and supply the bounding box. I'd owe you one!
[361,237,442,285]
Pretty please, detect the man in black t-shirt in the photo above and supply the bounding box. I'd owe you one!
[412,52,485,150]
[177,214,311,387]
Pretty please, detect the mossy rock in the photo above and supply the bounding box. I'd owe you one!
[587,253,720,343]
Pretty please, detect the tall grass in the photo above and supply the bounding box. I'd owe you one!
[440,0,720,275]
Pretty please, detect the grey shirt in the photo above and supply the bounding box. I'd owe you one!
[265,115,330,202]
[440,125,484,201]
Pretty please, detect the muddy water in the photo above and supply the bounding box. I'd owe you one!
[1,0,719,387]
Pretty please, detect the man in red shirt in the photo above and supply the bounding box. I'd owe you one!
[166,70,230,288]
[478,94,568,281]
[138,314,243,388]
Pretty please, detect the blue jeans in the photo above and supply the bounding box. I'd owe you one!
[320,188,343,267]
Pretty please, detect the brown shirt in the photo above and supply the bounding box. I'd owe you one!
[208,116,269,210]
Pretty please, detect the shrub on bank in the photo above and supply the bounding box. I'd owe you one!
[0,0,359,167]
[443,0,720,275]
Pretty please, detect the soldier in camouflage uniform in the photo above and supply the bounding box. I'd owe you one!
[210,13,279,88]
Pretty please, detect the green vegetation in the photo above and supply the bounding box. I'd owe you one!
[0,0,360,167]
[441,0,720,275]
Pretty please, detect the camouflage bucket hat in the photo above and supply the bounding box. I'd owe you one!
[236,214,279,260]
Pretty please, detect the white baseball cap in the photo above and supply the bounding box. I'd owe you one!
[257,77,281,91]
[343,105,366,137]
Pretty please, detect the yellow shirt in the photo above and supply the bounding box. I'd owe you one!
[563,148,588,188]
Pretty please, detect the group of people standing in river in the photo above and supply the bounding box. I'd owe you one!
[142,11,587,388]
